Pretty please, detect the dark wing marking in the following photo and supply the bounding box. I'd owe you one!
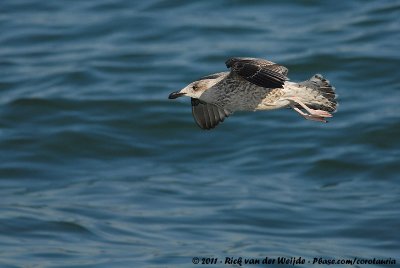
[265,64,288,76]
[225,57,288,88]
[226,57,288,75]
[191,98,230,130]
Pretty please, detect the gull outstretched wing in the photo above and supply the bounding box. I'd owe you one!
[191,98,230,130]
[226,57,288,89]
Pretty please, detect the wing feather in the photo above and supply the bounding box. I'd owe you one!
[191,98,230,130]
[225,57,288,88]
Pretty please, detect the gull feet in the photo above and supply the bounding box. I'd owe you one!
[309,109,332,118]
[290,105,332,123]
[301,114,328,123]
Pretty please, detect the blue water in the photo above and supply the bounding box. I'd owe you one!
[0,0,399,267]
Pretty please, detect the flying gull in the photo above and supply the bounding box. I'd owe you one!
[169,57,337,130]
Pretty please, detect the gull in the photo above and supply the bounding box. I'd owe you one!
[169,57,337,130]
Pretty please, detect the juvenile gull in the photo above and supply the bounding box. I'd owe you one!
[169,57,337,130]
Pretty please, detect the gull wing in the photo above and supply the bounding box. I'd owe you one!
[226,57,288,88]
[191,98,230,130]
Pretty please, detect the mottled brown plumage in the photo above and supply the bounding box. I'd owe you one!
[169,57,337,130]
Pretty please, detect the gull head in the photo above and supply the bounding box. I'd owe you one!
[168,72,227,100]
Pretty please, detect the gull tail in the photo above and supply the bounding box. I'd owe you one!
[297,74,338,113]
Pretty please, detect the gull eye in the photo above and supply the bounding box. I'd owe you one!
[192,85,198,91]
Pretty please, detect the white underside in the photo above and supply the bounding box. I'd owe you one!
[255,81,330,111]
[254,82,298,111]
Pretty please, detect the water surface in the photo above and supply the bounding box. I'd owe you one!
[0,0,399,267]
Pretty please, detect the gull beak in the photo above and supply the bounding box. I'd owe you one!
[168,91,186,99]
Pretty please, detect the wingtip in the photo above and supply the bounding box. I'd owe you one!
[191,98,231,130]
